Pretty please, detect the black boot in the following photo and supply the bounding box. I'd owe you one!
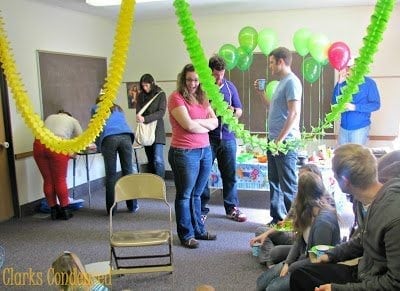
[50,205,61,220]
[58,206,73,220]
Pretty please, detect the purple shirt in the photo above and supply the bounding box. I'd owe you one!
[209,79,242,140]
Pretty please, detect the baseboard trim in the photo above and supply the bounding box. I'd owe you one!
[20,177,106,217]
[20,172,174,217]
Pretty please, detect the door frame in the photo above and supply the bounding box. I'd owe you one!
[1,67,20,218]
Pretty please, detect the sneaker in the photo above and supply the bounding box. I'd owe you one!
[201,214,207,224]
[182,238,199,249]
[195,232,217,240]
[227,207,247,222]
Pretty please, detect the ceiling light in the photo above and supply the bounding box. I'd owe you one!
[86,0,165,6]
[86,0,121,6]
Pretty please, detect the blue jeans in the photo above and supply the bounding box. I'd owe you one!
[201,138,238,215]
[168,146,212,242]
[144,143,165,178]
[256,262,290,291]
[267,149,298,222]
[102,134,138,213]
[338,125,370,145]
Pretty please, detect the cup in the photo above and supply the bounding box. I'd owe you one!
[252,242,261,257]
[314,245,330,258]
[257,79,266,91]
[0,245,5,268]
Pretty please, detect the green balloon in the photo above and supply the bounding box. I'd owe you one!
[302,56,322,83]
[265,80,279,100]
[308,33,330,63]
[236,47,253,71]
[218,44,238,70]
[238,26,258,54]
[293,28,312,57]
[257,28,277,56]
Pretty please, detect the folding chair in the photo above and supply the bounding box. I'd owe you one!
[109,173,173,275]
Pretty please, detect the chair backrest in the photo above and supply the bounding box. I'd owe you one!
[114,173,166,202]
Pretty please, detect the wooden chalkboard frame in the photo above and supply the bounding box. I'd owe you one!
[37,51,107,129]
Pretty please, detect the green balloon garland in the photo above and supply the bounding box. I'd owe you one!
[173,0,395,154]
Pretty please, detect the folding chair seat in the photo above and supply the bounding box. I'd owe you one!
[109,173,173,275]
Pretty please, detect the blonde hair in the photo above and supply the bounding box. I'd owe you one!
[332,144,377,189]
[51,252,91,290]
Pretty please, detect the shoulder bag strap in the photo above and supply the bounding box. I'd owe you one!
[137,91,163,115]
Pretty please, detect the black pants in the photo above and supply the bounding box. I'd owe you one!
[290,263,358,290]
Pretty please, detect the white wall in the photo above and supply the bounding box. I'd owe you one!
[2,1,400,205]
[1,0,119,204]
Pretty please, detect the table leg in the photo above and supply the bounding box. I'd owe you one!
[85,154,91,208]
[72,158,76,199]
[133,148,140,173]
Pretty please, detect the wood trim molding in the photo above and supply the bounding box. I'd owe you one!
[369,135,397,141]
[15,151,33,160]
[370,75,400,79]
[13,135,396,160]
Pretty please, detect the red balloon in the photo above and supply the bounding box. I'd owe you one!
[327,42,351,70]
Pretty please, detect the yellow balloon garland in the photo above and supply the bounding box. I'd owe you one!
[0,0,135,154]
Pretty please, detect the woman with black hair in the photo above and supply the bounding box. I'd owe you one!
[136,74,167,178]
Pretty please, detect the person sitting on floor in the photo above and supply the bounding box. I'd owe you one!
[51,251,109,290]
[256,171,341,291]
[250,163,334,267]
[290,144,400,291]
[347,149,400,238]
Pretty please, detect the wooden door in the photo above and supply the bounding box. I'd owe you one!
[0,70,15,221]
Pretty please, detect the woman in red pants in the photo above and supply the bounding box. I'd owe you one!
[33,110,82,220]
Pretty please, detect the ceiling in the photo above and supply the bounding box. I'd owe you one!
[28,0,385,21]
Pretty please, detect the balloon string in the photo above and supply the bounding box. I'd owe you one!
[318,69,322,142]
[302,55,305,129]
[265,63,269,135]
[309,83,312,127]
[243,71,249,130]
[318,69,321,128]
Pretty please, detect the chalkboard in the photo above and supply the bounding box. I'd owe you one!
[37,51,107,128]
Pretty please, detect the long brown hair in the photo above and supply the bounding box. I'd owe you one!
[177,64,206,104]
[293,172,336,235]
